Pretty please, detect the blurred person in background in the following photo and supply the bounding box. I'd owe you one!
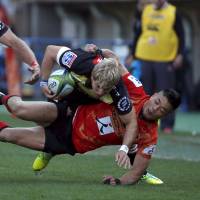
[127,0,185,134]
[125,0,152,79]
[175,48,194,112]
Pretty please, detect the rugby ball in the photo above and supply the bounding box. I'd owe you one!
[48,69,75,98]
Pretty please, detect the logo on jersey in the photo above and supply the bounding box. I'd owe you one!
[128,75,142,87]
[117,96,131,112]
[96,116,114,135]
[143,145,156,155]
[61,51,77,68]
[112,86,120,96]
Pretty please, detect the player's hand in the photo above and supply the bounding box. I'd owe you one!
[84,43,98,53]
[103,176,121,186]
[115,150,131,169]
[102,49,117,59]
[173,54,183,69]
[40,84,56,99]
[24,65,41,85]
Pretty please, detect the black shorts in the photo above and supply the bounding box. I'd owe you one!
[43,101,77,155]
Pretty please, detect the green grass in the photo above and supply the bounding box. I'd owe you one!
[0,109,200,200]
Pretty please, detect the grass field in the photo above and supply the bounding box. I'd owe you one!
[0,108,200,200]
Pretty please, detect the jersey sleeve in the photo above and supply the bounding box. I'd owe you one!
[122,73,148,99]
[0,21,8,37]
[56,48,97,75]
[122,73,150,114]
[110,78,132,115]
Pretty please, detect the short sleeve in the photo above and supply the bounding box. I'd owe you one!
[56,47,71,64]
[57,48,97,75]
[110,79,132,115]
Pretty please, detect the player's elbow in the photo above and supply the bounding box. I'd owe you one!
[45,45,56,54]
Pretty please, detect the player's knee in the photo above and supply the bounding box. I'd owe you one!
[0,128,14,142]
[10,101,28,118]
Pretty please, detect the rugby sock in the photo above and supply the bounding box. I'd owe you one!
[1,95,20,113]
[0,121,9,131]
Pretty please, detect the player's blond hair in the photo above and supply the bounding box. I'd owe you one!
[92,58,121,92]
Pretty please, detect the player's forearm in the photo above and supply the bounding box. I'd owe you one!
[2,29,38,67]
[13,38,38,66]
[101,49,128,75]
[120,109,138,150]
[119,170,148,185]
[119,154,150,185]
[119,171,141,185]
[123,125,137,148]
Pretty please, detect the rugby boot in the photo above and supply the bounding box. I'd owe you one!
[141,172,164,185]
[32,152,53,172]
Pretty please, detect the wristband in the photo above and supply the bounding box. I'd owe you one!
[31,61,39,68]
[119,145,129,154]
[40,80,48,87]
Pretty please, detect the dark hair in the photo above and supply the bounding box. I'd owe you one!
[162,89,181,110]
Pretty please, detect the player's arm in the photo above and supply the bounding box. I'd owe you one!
[103,153,150,185]
[100,49,129,75]
[101,48,118,59]
[84,44,119,60]
[84,43,119,60]
[40,45,70,98]
[84,44,119,62]
[115,108,138,169]
[111,79,138,169]
[0,28,40,84]
[84,43,128,74]
[119,154,150,185]
[41,45,71,81]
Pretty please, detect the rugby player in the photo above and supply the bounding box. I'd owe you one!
[0,72,181,185]
[8,43,138,169]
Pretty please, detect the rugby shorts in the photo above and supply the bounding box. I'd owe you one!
[44,101,77,155]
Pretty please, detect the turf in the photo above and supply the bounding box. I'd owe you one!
[0,108,200,200]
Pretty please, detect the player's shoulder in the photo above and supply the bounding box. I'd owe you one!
[122,73,143,89]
